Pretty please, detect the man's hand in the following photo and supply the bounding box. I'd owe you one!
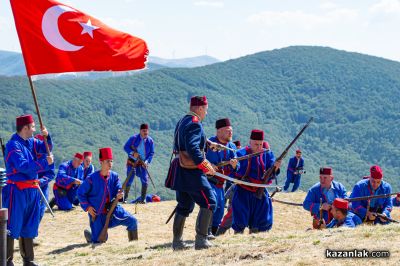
[41,127,49,138]
[274,159,282,170]
[133,152,139,159]
[46,154,54,165]
[367,211,376,221]
[322,203,331,211]
[116,189,124,200]
[229,159,238,169]
[87,206,96,219]
[74,179,82,185]
[378,213,388,223]
[205,167,216,176]
[319,219,327,229]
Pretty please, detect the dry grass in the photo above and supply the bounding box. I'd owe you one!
[12,191,400,265]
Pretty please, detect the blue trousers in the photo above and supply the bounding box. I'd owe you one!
[2,185,41,239]
[210,184,225,227]
[175,188,216,217]
[232,185,273,232]
[54,186,79,210]
[283,173,301,192]
[126,165,148,187]
[89,204,137,243]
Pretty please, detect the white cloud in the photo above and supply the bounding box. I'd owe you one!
[194,1,224,8]
[320,1,338,10]
[369,0,400,14]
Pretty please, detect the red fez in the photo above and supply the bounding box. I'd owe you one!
[320,167,333,176]
[190,96,208,106]
[263,141,270,149]
[83,151,92,158]
[333,198,348,210]
[16,114,34,128]
[233,140,241,147]
[99,147,113,161]
[34,134,44,141]
[370,165,383,179]
[296,149,302,153]
[140,123,149,130]
[151,195,161,202]
[250,129,264,141]
[215,118,231,129]
[74,153,84,160]
[397,193,400,198]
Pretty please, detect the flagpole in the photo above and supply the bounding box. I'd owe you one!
[27,76,51,156]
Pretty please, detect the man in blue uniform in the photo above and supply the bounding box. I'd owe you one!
[232,129,281,234]
[123,123,155,203]
[283,149,304,192]
[322,198,362,228]
[206,118,238,236]
[165,96,217,250]
[78,147,138,243]
[350,165,393,224]
[33,134,55,223]
[51,153,84,210]
[303,167,347,228]
[3,114,54,266]
[82,151,95,180]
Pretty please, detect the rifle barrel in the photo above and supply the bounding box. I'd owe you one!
[346,192,400,202]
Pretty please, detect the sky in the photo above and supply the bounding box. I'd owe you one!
[1,0,400,61]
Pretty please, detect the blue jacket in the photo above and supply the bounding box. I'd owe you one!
[326,212,362,228]
[55,160,84,189]
[168,113,211,191]
[82,164,95,180]
[350,179,392,219]
[392,197,400,207]
[124,134,155,164]
[77,170,121,214]
[287,156,304,175]
[303,181,347,222]
[5,133,53,182]
[235,146,277,192]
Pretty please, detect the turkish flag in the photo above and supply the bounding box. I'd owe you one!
[10,0,148,76]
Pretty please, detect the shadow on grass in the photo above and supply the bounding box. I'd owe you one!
[47,243,90,254]
[146,240,195,250]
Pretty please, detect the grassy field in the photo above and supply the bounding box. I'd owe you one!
[12,191,400,265]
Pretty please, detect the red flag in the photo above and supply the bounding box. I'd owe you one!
[10,0,148,76]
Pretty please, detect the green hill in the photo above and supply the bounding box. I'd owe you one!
[0,46,399,199]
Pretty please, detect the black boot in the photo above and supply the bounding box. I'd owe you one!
[195,208,213,250]
[7,236,14,266]
[139,184,148,204]
[49,197,56,209]
[215,226,228,236]
[124,186,131,203]
[84,229,92,243]
[128,230,138,241]
[249,228,259,234]
[19,238,38,266]
[172,214,192,250]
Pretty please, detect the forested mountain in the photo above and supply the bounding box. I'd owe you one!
[0,46,399,199]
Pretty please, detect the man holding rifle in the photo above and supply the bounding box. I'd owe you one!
[231,129,281,234]
[123,123,155,203]
[78,147,138,243]
[3,114,54,266]
[350,165,393,224]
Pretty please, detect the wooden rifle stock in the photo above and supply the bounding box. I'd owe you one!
[255,117,314,199]
[130,146,156,189]
[216,150,266,167]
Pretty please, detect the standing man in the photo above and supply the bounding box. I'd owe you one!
[123,123,155,203]
[350,165,393,224]
[165,96,216,250]
[51,153,84,210]
[82,151,95,180]
[78,147,138,243]
[206,118,238,236]
[231,129,281,234]
[303,167,347,228]
[3,114,54,266]
[283,149,304,192]
[33,134,55,223]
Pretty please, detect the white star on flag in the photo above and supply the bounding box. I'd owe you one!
[79,19,99,38]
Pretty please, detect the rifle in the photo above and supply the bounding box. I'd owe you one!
[0,138,5,165]
[373,213,399,223]
[129,146,156,189]
[272,198,303,206]
[345,192,400,202]
[97,167,135,242]
[207,140,236,152]
[269,187,282,198]
[255,117,314,199]
[216,150,267,167]
[318,198,324,228]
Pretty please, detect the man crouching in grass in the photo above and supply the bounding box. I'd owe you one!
[77,147,138,243]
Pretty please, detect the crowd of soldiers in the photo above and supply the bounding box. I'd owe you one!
[1,95,399,265]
